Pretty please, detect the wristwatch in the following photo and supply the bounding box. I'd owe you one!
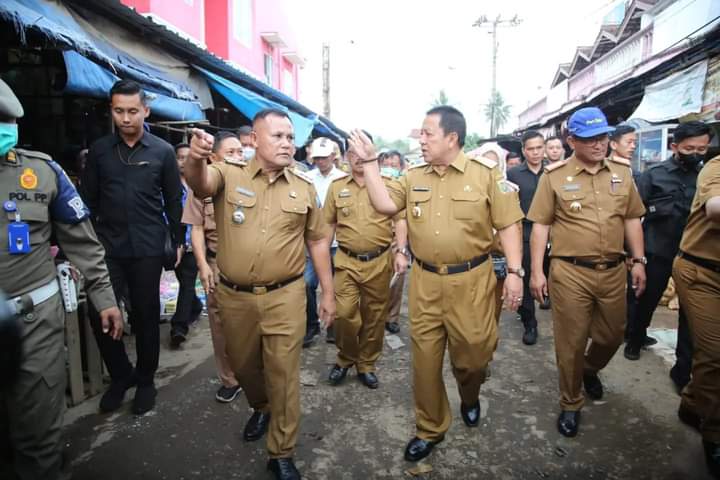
[507,266,525,278]
[631,256,648,265]
[395,246,411,259]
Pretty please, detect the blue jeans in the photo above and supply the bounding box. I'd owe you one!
[305,247,337,333]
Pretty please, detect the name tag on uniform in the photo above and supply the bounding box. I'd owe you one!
[562,184,581,192]
[235,187,256,197]
[412,186,430,192]
[338,189,351,198]
[611,177,623,184]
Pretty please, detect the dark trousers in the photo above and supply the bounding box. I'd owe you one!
[626,254,693,381]
[170,250,202,336]
[89,256,163,387]
[519,241,537,329]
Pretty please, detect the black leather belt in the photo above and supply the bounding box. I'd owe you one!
[206,249,217,259]
[414,254,489,275]
[678,251,720,273]
[555,256,624,271]
[219,274,303,295]
[338,244,390,262]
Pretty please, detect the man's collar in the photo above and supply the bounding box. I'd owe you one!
[567,155,609,174]
[425,151,466,174]
[114,131,149,147]
[666,155,682,172]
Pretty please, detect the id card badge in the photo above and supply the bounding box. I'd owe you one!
[8,221,30,254]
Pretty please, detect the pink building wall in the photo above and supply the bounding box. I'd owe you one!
[121,0,205,45]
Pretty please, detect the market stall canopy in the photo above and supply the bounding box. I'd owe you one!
[629,60,708,123]
[196,66,316,147]
[0,0,206,120]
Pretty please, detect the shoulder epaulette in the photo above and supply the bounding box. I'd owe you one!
[224,157,247,167]
[544,159,568,172]
[14,148,52,162]
[471,156,497,169]
[505,179,520,191]
[608,156,631,167]
[288,167,313,183]
[332,171,350,182]
[407,161,427,170]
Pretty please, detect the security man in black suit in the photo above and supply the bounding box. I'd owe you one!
[624,121,712,394]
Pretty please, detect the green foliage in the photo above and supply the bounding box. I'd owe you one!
[464,132,483,151]
[375,136,411,154]
[484,91,512,137]
[431,89,450,107]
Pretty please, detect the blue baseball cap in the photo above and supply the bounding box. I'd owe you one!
[568,107,615,138]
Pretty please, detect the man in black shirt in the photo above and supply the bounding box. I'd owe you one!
[82,80,183,415]
[624,121,711,394]
[507,130,545,345]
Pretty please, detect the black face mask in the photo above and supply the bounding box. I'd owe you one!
[676,152,705,169]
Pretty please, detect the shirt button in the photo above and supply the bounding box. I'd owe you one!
[26,313,35,321]
[264,206,270,210]
[261,229,266,233]
[595,191,600,194]
[439,195,444,199]
[435,231,440,235]
[441,178,445,182]
[436,212,441,216]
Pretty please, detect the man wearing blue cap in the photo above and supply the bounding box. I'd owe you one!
[527,106,647,437]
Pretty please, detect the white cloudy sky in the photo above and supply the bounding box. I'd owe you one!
[289,0,620,140]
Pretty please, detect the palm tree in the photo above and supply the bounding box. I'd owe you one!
[431,89,450,107]
[484,91,511,137]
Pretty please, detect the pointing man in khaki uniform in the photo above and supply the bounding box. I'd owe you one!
[0,78,122,480]
[673,153,720,478]
[324,134,408,389]
[350,106,524,462]
[186,109,335,480]
[528,107,647,438]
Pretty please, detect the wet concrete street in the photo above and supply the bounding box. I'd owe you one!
[63,300,712,480]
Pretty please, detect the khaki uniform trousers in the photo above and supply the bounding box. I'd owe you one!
[409,260,498,441]
[548,259,626,411]
[206,257,239,388]
[334,249,393,373]
[674,256,720,443]
[0,293,65,480]
[217,277,305,458]
[387,271,406,324]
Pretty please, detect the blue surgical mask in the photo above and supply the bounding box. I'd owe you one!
[243,147,255,161]
[0,123,18,156]
[381,166,401,178]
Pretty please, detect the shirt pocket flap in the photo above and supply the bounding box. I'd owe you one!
[17,202,49,222]
[408,190,432,203]
[226,190,257,208]
[281,197,309,214]
[451,191,482,202]
[560,191,586,202]
[646,194,674,218]
[335,197,354,208]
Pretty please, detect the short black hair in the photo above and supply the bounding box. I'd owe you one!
[213,130,239,153]
[545,135,562,144]
[237,125,252,137]
[174,142,190,153]
[521,130,544,147]
[253,108,290,126]
[426,106,466,147]
[507,151,521,160]
[609,124,635,142]
[109,79,146,104]
[386,149,405,167]
[673,121,712,144]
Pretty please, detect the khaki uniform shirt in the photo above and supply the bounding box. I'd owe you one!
[679,155,720,263]
[386,151,523,265]
[527,155,646,259]
[206,157,328,285]
[0,149,115,309]
[182,187,218,253]
[324,173,405,253]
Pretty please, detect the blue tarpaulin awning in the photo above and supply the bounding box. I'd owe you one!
[63,51,204,121]
[197,66,316,147]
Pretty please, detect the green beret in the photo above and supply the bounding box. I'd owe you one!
[0,78,24,119]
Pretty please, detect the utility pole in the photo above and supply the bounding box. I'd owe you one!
[473,14,522,137]
[322,43,331,118]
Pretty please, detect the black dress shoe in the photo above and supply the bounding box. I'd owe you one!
[99,371,136,413]
[557,410,580,437]
[170,331,186,349]
[583,373,604,400]
[243,410,271,442]
[358,372,379,389]
[522,327,538,345]
[461,400,481,427]
[678,403,701,431]
[267,458,301,480]
[385,321,400,334]
[328,364,348,385]
[302,324,320,348]
[624,343,641,361]
[404,436,443,462]
[643,335,658,347]
[703,441,720,479]
[131,385,157,415]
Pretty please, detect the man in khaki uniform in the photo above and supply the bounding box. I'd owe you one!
[349,106,524,462]
[186,109,335,480]
[528,107,647,438]
[0,78,122,480]
[182,131,242,403]
[673,154,720,478]
[324,139,408,389]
